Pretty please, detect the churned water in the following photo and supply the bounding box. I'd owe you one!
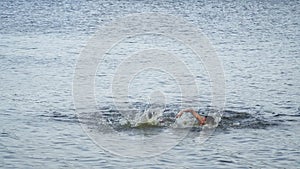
[1,0,299,168]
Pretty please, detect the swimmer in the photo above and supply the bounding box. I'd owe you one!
[176,108,216,126]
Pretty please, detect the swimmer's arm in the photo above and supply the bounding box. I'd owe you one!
[176,108,205,125]
[176,108,193,117]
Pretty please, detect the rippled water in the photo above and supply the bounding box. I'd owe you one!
[1,0,299,168]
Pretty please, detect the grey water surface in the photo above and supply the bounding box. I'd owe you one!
[1,0,299,168]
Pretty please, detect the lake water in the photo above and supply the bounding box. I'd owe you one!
[1,0,299,168]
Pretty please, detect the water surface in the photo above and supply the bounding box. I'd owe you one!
[1,0,299,168]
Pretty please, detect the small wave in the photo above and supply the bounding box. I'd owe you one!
[38,110,78,123]
[219,110,279,129]
[41,105,285,132]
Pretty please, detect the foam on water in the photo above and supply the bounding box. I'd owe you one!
[74,104,282,133]
[133,107,164,128]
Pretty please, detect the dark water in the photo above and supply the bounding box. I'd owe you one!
[1,0,300,168]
